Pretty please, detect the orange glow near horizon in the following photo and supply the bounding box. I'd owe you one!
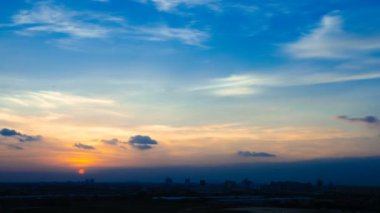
[78,168,86,175]
[65,156,95,167]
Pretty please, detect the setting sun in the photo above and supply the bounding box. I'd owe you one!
[78,168,86,175]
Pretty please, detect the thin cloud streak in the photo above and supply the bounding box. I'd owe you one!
[12,2,123,39]
[193,72,380,96]
[1,91,115,109]
[7,144,24,151]
[132,25,209,46]
[337,115,380,128]
[102,138,122,145]
[140,0,219,12]
[4,1,209,47]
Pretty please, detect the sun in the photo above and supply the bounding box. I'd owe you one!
[78,168,86,175]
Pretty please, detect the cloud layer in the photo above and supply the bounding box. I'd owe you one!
[2,91,115,109]
[140,0,219,12]
[7,144,24,151]
[12,2,123,39]
[237,151,276,158]
[5,2,209,47]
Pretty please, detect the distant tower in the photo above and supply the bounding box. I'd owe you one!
[242,178,252,189]
[316,179,324,189]
[328,181,334,191]
[185,178,191,185]
[165,177,173,185]
[200,179,206,187]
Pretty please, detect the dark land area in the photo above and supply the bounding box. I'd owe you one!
[1,179,380,213]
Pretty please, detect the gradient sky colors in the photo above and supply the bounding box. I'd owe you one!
[0,0,380,178]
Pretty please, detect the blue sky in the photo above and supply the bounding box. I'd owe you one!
[0,0,380,176]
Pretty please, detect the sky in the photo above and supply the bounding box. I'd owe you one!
[0,0,380,182]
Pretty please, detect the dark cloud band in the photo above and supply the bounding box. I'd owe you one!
[0,128,41,142]
[74,143,95,150]
[337,115,380,127]
[237,151,276,158]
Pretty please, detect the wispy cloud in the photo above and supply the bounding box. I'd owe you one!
[211,87,258,97]
[1,91,115,109]
[102,138,123,145]
[139,0,219,12]
[133,25,209,46]
[4,1,209,47]
[193,71,380,96]
[139,0,261,15]
[229,4,258,13]
[101,138,130,151]
[12,2,123,39]
[191,13,380,97]
[137,123,353,142]
[74,143,95,150]
[284,14,380,59]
